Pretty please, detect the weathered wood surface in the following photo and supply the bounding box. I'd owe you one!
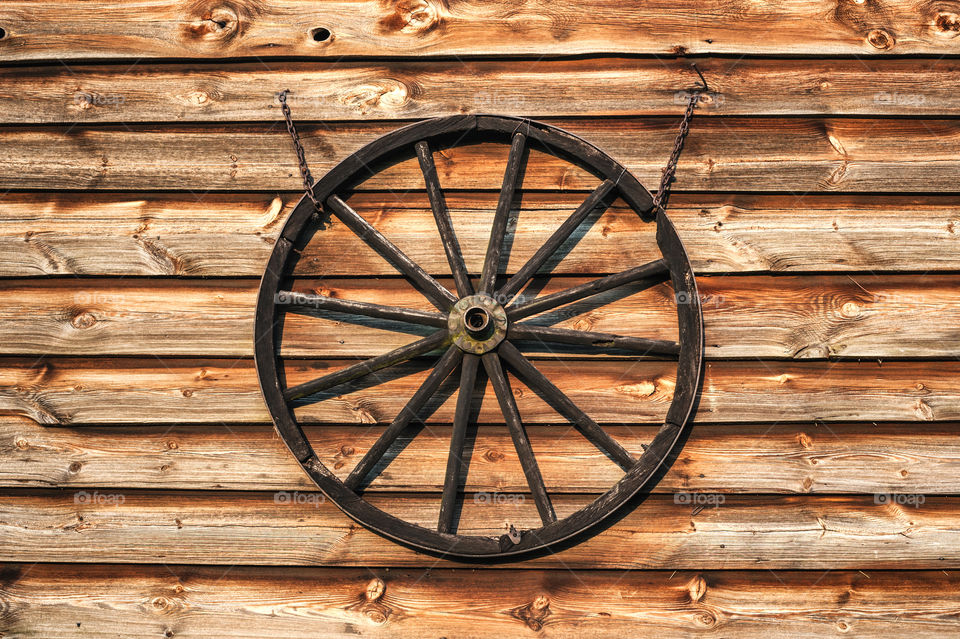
[0,191,960,277]
[0,491,957,568]
[0,0,958,60]
[5,58,960,122]
[5,192,960,277]
[5,417,960,495]
[0,0,958,629]
[3,118,960,192]
[0,358,954,425]
[2,274,958,359]
[3,565,959,638]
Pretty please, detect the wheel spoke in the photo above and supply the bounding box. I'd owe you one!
[507,258,669,321]
[344,345,463,491]
[498,341,635,470]
[415,140,475,298]
[283,329,449,401]
[509,324,680,357]
[326,195,457,311]
[276,290,447,328]
[482,352,556,525]
[479,132,527,294]
[437,353,481,533]
[497,179,616,302]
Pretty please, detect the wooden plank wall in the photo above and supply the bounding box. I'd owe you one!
[2,1,960,636]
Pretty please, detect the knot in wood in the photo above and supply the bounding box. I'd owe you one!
[347,578,391,625]
[483,448,505,463]
[695,610,718,627]
[182,1,250,44]
[383,0,443,35]
[71,311,97,330]
[866,28,895,49]
[184,90,211,106]
[688,574,708,602]
[840,301,861,318]
[365,577,385,601]
[935,11,960,36]
[340,79,412,115]
[512,595,551,631]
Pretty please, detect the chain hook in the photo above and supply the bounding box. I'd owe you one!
[690,62,709,93]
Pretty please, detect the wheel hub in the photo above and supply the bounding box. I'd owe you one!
[448,294,507,354]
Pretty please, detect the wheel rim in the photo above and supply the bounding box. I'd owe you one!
[254,114,704,559]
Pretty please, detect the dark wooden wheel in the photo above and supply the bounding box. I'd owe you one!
[254,114,704,559]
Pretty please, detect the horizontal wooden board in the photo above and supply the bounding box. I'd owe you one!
[5,417,960,495]
[4,192,960,277]
[0,357,954,425]
[3,118,960,192]
[1,0,959,59]
[1,491,958,568]
[3,274,959,359]
[3,565,959,637]
[6,58,960,122]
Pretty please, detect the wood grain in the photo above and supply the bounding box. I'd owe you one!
[2,274,958,359]
[0,0,958,60]
[0,357,955,425]
[5,417,960,495]
[2,118,960,192]
[1,0,958,616]
[5,58,960,123]
[4,192,960,277]
[0,491,957,568]
[3,565,959,637]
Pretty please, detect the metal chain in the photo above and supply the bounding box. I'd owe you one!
[277,89,322,214]
[652,64,709,215]
[278,66,708,218]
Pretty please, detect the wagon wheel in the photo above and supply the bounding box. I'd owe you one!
[254,114,704,559]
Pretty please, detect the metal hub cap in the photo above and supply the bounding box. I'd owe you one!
[448,294,507,354]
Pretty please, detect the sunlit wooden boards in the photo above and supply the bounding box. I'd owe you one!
[2,0,960,634]
[5,417,960,494]
[2,119,960,191]
[3,192,960,276]
[1,358,957,425]
[5,566,958,638]
[3,59,960,121]
[2,492,960,568]
[0,0,958,59]
[0,274,958,357]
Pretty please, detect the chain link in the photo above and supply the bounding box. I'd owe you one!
[277,89,322,214]
[652,65,708,215]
